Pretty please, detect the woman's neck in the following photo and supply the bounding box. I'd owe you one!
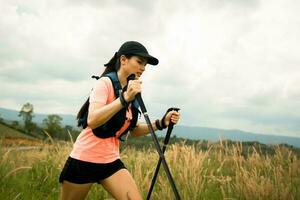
[117,70,128,88]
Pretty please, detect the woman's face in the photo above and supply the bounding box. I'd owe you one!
[121,55,147,78]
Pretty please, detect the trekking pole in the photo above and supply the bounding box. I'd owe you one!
[136,95,181,200]
[129,88,180,200]
[128,74,181,199]
[146,108,180,200]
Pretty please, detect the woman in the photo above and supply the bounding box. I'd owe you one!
[59,41,180,200]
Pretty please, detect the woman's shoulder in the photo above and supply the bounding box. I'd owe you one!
[98,76,111,84]
[94,76,113,89]
[90,76,114,102]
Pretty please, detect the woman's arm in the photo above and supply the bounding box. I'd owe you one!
[87,98,124,129]
[130,110,180,137]
[130,122,159,137]
[88,78,142,129]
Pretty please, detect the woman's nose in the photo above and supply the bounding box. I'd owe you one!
[140,64,145,72]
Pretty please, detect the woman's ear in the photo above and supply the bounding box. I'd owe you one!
[120,55,128,65]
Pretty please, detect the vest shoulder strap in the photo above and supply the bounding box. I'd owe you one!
[104,71,122,97]
[101,72,140,109]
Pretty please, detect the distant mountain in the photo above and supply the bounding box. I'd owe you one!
[1,107,300,147]
[169,126,300,148]
[0,107,77,127]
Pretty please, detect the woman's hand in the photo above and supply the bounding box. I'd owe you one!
[163,110,180,127]
[123,79,142,102]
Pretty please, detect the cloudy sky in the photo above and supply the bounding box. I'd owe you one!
[0,0,299,137]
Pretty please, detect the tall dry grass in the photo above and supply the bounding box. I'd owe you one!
[0,139,299,199]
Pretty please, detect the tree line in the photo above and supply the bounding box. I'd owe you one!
[2,102,299,157]
[2,102,80,141]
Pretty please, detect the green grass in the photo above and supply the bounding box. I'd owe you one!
[0,123,36,140]
[1,140,300,200]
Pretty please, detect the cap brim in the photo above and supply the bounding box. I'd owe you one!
[134,53,159,65]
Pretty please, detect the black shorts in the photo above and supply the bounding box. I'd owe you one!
[59,157,126,184]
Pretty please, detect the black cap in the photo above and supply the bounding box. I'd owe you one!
[104,41,159,67]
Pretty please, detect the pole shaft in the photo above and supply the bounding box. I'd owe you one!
[147,124,174,200]
[143,114,181,200]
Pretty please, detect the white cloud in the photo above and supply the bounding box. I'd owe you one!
[0,0,299,137]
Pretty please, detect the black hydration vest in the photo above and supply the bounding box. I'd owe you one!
[77,72,140,141]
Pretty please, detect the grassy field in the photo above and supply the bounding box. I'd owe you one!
[0,123,43,147]
[0,123,36,140]
[1,138,300,200]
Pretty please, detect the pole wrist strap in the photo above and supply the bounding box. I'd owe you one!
[120,91,129,108]
[155,119,164,130]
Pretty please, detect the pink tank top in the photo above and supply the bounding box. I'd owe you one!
[70,77,132,163]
